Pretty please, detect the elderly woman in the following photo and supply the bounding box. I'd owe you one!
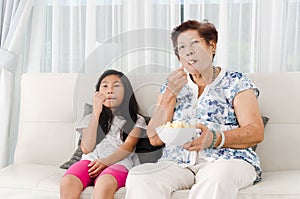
[125,20,264,199]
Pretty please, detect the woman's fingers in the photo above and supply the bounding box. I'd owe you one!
[184,123,214,151]
[167,67,188,95]
[183,141,192,149]
[183,140,202,151]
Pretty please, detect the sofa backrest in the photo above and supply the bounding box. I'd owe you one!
[14,72,300,172]
[14,74,78,166]
[247,72,300,172]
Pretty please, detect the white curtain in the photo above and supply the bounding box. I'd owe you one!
[0,0,32,168]
[256,0,300,72]
[23,0,300,75]
[185,0,300,72]
[0,49,16,169]
[25,0,182,74]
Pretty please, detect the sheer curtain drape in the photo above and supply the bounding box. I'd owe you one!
[25,0,181,74]
[185,0,300,72]
[257,0,300,71]
[24,0,300,74]
[0,0,32,168]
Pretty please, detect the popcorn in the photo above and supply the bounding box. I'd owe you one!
[162,121,194,128]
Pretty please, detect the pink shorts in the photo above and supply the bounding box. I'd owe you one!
[64,160,128,189]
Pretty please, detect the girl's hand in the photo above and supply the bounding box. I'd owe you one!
[167,66,188,96]
[93,92,106,118]
[88,159,108,178]
[183,124,214,151]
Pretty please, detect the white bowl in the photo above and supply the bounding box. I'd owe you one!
[156,127,197,145]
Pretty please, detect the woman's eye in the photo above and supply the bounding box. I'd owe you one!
[192,40,199,45]
[178,45,184,51]
[101,85,108,88]
[114,84,121,88]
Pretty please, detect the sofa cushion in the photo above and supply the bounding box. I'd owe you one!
[60,145,83,169]
[0,163,125,199]
[237,170,300,199]
[2,164,299,199]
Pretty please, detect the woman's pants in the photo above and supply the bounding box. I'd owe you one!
[125,159,256,199]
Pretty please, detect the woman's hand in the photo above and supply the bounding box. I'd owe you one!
[166,66,188,96]
[183,124,214,151]
[93,92,106,118]
[88,159,108,178]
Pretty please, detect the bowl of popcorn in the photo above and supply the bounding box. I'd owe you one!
[156,121,196,146]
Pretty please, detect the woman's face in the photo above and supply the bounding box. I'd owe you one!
[177,29,215,74]
[99,74,125,110]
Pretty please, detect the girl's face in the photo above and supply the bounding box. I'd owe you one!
[177,29,215,74]
[99,74,125,110]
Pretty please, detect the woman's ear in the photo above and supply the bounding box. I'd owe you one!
[210,41,216,54]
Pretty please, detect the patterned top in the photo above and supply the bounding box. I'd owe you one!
[77,114,146,170]
[158,68,262,183]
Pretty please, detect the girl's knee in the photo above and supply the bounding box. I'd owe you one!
[60,175,83,198]
[60,175,81,189]
[93,174,118,198]
[95,174,118,191]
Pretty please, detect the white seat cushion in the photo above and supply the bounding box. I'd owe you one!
[1,164,300,199]
[0,163,126,199]
[238,170,300,199]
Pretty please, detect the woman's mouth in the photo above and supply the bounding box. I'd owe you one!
[188,60,196,65]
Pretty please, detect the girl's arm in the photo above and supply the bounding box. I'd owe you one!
[80,114,99,154]
[102,127,142,165]
[81,92,106,154]
[88,127,142,178]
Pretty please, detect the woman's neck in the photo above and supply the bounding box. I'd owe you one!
[191,66,219,85]
[190,66,220,97]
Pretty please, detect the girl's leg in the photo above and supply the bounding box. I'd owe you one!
[60,160,92,199]
[125,161,195,199]
[94,174,118,199]
[188,159,257,199]
[60,175,83,199]
[93,164,128,199]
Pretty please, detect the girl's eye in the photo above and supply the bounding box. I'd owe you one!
[114,84,121,88]
[101,84,108,88]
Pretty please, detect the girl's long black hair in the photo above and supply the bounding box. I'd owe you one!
[95,69,139,141]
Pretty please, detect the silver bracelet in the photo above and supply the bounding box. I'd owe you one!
[216,131,225,149]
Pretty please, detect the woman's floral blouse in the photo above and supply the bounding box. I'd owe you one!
[158,68,262,183]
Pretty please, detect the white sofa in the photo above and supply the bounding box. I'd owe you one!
[1,72,300,199]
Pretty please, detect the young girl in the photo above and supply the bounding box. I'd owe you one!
[60,69,146,199]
